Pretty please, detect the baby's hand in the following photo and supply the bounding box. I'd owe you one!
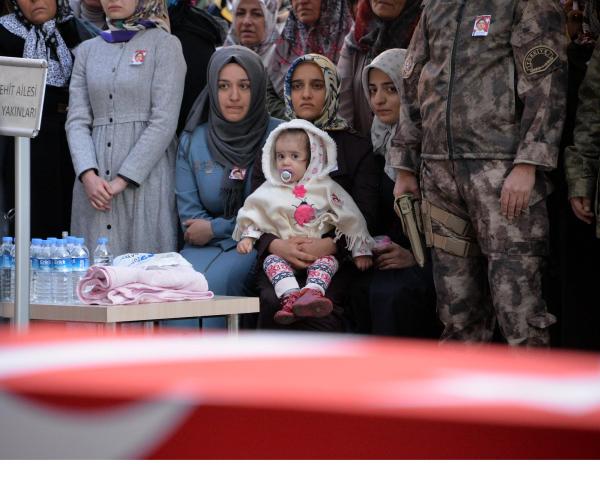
[237,238,254,254]
[354,255,373,271]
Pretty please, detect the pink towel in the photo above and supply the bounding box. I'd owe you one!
[77,266,214,305]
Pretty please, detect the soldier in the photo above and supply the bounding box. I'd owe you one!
[564,40,600,349]
[566,41,600,238]
[389,0,568,346]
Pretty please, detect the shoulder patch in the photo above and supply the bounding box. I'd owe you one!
[523,46,559,76]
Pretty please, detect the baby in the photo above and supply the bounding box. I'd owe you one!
[234,119,374,324]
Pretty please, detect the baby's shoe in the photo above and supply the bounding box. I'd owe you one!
[274,290,302,325]
[292,288,333,318]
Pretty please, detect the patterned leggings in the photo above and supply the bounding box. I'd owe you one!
[263,254,339,298]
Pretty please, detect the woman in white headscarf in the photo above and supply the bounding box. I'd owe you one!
[224,0,279,65]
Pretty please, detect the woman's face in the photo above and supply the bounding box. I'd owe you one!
[291,0,322,26]
[100,0,137,20]
[368,67,400,125]
[16,0,57,24]
[217,63,252,122]
[234,0,266,47]
[370,0,406,21]
[290,62,326,122]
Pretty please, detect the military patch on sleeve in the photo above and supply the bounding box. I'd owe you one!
[403,55,415,79]
[523,46,559,76]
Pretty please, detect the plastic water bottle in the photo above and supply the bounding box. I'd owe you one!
[51,238,71,304]
[1,236,14,302]
[36,240,53,304]
[30,238,43,303]
[93,237,113,266]
[70,237,89,304]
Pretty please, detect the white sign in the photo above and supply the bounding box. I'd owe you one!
[0,56,47,138]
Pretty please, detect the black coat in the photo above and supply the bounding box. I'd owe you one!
[0,18,94,239]
[169,4,225,134]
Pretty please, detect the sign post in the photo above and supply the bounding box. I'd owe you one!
[0,56,48,327]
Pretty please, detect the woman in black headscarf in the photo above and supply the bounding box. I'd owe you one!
[176,45,281,328]
[0,0,95,238]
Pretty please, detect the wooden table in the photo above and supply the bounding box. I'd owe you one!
[0,296,259,335]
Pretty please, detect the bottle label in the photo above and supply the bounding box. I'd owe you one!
[39,258,52,271]
[31,257,40,270]
[53,258,70,272]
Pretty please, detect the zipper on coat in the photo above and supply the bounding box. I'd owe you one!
[446,0,467,160]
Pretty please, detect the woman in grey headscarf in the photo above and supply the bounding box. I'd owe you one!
[224,0,279,66]
[348,48,439,338]
[361,48,405,183]
[177,45,282,328]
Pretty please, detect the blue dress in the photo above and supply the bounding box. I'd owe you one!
[175,118,281,327]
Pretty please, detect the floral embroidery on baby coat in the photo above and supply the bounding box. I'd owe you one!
[293,184,307,198]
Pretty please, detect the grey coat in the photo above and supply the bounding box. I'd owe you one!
[66,28,186,257]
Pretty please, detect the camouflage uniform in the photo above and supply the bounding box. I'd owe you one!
[389,0,568,346]
[565,41,600,239]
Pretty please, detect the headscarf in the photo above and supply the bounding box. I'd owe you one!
[284,53,349,131]
[184,45,270,219]
[224,0,278,64]
[268,0,352,94]
[0,0,74,87]
[345,0,421,59]
[101,0,171,42]
[233,119,374,256]
[361,48,406,181]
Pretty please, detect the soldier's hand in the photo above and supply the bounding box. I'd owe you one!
[570,197,594,224]
[500,163,536,221]
[393,170,421,199]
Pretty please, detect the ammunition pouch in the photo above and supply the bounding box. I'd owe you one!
[421,200,481,258]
